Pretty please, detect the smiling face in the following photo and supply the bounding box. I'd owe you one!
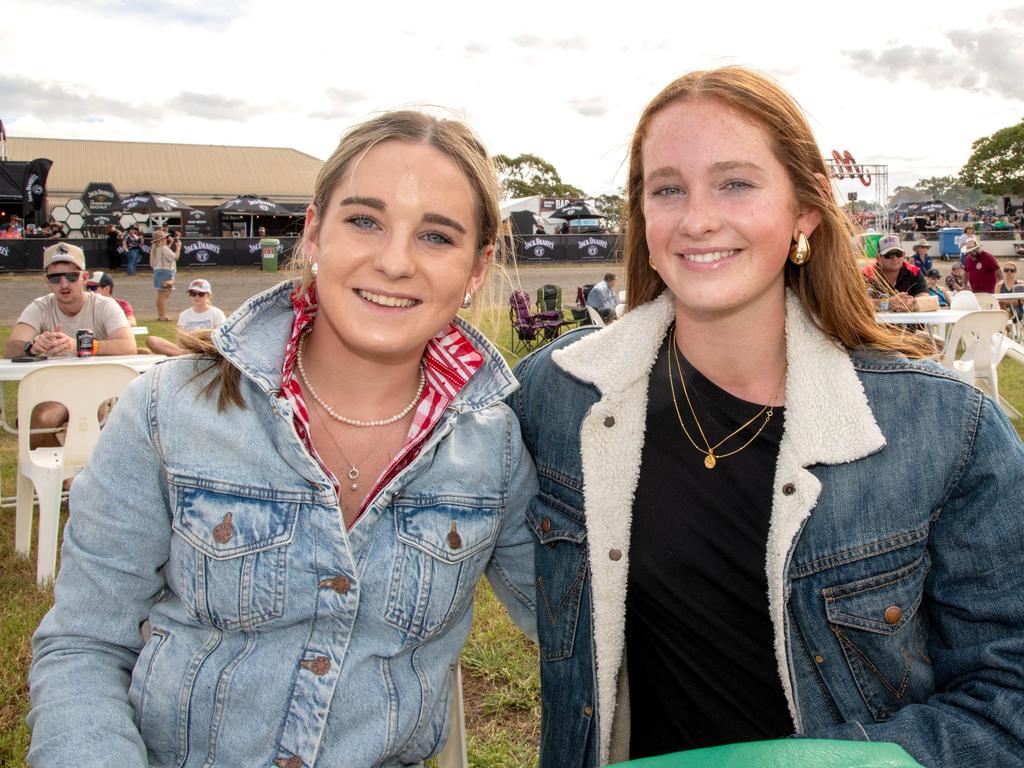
[304,140,489,364]
[641,97,820,323]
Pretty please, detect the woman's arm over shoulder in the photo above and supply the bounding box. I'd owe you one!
[28,369,172,767]
[486,405,538,642]
[806,395,1024,765]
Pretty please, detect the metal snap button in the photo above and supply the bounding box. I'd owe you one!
[604,415,615,428]
[300,656,331,676]
[274,756,303,768]
[447,521,462,549]
[541,517,552,533]
[782,483,796,496]
[213,512,233,544]
[583,705,593,716]
[814,655,825,664]
[319,575,351,595]
[609,548,622,561]
[884,605,902,625]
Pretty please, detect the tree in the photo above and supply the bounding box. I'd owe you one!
[887,176,989,211]
[493,153,585,199]
[594,192,625,231]
[959,120,1024,196]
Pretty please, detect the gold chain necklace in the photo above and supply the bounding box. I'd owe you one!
[667,325,785,469]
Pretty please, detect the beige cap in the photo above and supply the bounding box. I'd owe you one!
[43,242,86,271]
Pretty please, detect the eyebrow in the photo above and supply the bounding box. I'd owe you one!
[644,160,766,185]
[340,196,467,235]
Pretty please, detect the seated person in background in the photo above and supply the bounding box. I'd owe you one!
[4,243,135,446]
[146,278,226,356]
[862,234,927,311]
[925,268,950,307]
[961,237,1002,294]
[585,271,618,321]
[910,240,932,274]
[998,261,1024,323]
[86,271,136,326]
[946,261,966,292]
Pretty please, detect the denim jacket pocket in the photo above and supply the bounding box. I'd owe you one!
[128,628,178,764]
[170,478,300,631]
[385,497,500,644]
[528,491,587,662]
[823,551,934,721]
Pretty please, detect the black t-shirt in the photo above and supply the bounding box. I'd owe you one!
[626,333,792,759]
[871,262,928,296]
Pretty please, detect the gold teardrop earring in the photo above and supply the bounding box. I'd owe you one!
[788,231,811,265]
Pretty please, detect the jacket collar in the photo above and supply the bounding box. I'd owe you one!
[212,281,519,410]
[552,289,885,467]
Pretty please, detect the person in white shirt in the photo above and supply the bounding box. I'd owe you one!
[146,278,226,356]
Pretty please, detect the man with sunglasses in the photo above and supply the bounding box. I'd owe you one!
[862,234,927,311]
[5,243,135,360]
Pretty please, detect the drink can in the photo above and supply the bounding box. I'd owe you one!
[76,329,95,357]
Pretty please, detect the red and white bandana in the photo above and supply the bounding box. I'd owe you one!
[279,283,484,523]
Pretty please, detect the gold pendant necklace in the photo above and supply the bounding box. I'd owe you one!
[666,324,785,469]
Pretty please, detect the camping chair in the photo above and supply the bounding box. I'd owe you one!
[15,363,139,584]
[537,284,584,331]
[509,290,562,354]
[436,662,468,768]
[941,310,1009,411]
[576,284,598,325]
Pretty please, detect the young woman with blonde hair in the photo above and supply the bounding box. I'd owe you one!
[29,110,537,767]
[511,67,1024,766]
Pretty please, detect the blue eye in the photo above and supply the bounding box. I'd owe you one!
[346,215,378,229]
[423,231,454,245]
[651,186,683,198]
[724,180,754,191]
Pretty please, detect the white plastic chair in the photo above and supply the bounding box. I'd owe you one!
[15,363,139,584]
[586,306,606,328]
[941,310,1009,406]
[950,290,981,311]
[436,662,468,768]
[975,292,999,310]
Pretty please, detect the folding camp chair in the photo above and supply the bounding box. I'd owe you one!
[537,284,584,332]
[509,290,562,354]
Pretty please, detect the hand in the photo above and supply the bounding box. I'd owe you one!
[34,327,75,356]
[890,293,916,312]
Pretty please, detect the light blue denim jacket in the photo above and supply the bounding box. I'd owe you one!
[28,281,537,768]
[510,291,1024,768]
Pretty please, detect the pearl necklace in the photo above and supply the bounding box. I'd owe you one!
[296,330,426,428]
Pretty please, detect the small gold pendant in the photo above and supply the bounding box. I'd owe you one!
[704,453,717,469]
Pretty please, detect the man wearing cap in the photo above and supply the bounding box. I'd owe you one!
[5,244,135,359]
[146,278,226,356]
[4,244,136,446]
[862,234,927,311]
[946,262,966,292]
[961,237,1002,294]
[86,271,137,326]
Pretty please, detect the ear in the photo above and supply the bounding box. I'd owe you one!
[795,172,828,239]
[303,204,320,259]
[466,244,494,295]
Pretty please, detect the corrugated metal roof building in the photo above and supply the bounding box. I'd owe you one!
[5,137,323,207]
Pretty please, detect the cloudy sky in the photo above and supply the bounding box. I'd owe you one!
[3,0,1023,205]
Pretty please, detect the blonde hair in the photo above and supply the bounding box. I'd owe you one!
[195,109,505,410]
[623,66,931,358]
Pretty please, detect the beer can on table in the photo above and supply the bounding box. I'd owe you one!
[76,329,95,357]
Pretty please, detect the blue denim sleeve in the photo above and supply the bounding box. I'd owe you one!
[28,368,170,768]
[804,395,1024,765]
[485,405,538,643]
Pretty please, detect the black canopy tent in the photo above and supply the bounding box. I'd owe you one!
[217,194,304,237]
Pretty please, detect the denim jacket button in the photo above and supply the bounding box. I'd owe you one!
[319,575,351,595]
[782,482,796,496]
[604,415,615,428]
[212,512,233,543]
[814,655,825,664]
[541,516,552,533]
[583,705,593,716]
[609,548,622,561]
[447,522,462,549]
[274,757,303,768]
[884,605,902,625]
[300,656,331,676]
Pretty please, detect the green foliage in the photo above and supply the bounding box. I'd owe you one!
[959,120,1024,196]
[494,153,585,199]
[888,176,989,210]
[594,192,625,231]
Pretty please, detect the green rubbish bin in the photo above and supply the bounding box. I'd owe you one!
[260,238,281,272]
[862,233,882,259]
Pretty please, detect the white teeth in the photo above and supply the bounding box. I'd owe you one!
[684,250,736,263]
[357,289,418,308]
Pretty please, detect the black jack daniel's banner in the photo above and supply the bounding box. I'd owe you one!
[22,158,53,220]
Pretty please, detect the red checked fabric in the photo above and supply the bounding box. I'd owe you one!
[279,283,483,523]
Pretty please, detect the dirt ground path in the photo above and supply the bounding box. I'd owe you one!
[0,262,622,326]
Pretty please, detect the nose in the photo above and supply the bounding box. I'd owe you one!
[373,233,417,280]
[677,187,719,239]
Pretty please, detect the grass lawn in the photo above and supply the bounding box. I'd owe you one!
[2,314,1024,767]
